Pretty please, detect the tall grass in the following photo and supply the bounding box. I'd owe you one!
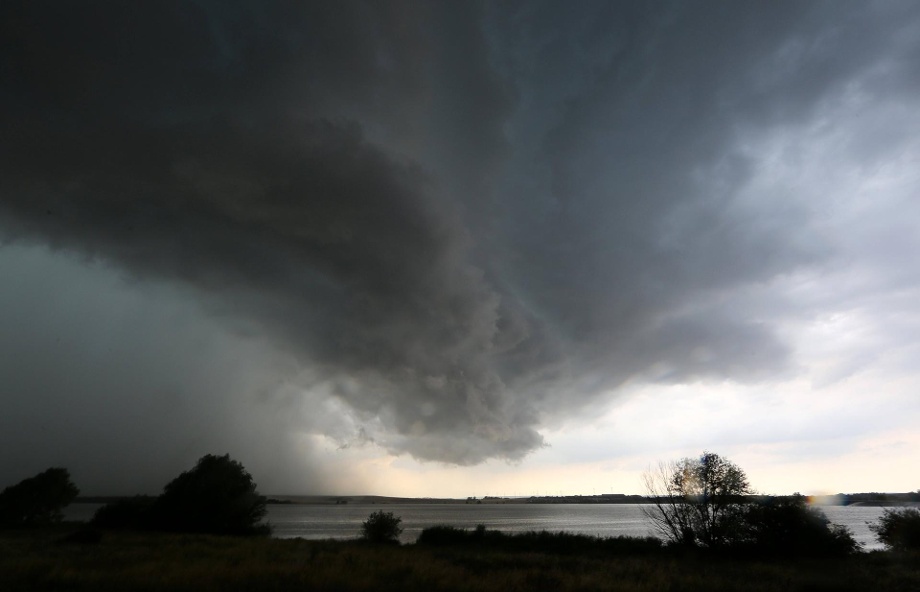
[1,524,918,591]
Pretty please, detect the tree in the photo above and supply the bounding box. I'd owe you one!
[643,452,752,547]
[153,454,268,535]
[0,467,79,527]
[361,510,402,543]
[870,507,920,551]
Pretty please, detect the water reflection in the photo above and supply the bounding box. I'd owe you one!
[62,502,885,549]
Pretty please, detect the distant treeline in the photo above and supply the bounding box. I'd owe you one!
[526,494,649,504]
[524,492,920,505]
[74,491,920,506]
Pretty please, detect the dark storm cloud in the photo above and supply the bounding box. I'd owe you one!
[1,0,540,466]
[2,0,919,480]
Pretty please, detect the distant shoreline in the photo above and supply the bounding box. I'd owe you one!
[74,492,920,507]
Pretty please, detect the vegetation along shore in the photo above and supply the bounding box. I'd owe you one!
[2,453,918,591]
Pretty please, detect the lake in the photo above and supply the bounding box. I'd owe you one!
[65,502,887,549]
[268,503,887,549]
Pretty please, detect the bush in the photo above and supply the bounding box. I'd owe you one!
[0,467,79,527]
[91,496,157,530]
[870,507,920,551]
[153,454,268,535]
[416,524,493,546]
[415,524,472,546]
[737,496,860,557]
[416,525,664,555]
[361,510,402,543]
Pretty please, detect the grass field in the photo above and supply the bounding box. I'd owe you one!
[1,524,918,591]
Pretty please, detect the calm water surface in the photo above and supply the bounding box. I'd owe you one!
[65,502,887,549]
[268,503,652,545]
[267,503,887,549]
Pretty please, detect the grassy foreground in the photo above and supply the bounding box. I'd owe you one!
[1,525,918,592]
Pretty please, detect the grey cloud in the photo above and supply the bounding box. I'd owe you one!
[487,0,920,395]
[1,1,540,469]
[2,115,542,464]
[2,1,920,489]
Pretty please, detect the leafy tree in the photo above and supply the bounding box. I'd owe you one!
[153,454,268,535]
[0,467,79,527]
[361,510,402,543]
[643,452,752,547]
[644,455,860,556]
[870,507,920,551]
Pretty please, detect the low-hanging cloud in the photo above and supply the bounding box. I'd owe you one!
[2,1,919,488]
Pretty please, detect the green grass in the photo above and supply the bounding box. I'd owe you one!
[1,524,918,591]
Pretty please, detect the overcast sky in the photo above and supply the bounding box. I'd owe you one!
[2,1,919,497]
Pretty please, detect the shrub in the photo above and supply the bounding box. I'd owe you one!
[415,524,472,546]
[737,495,860,557]
[361,510,402,543]
[91,496,157,530]
[870,507,920,551]
[415,524,498,546]
[0,467,79,527]
[416,525,663,555]
[153,454,269,535]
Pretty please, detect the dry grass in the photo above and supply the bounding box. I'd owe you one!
[1,525,918,591]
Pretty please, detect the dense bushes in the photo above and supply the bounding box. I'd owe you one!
[417,524,663,555]
[92,454,269,535]
[871,507,920,551]
[0,468,79,527]
[415,505,855,559]
[737,496,860,557]
[416,524,488,546]
[91,496,157,531]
